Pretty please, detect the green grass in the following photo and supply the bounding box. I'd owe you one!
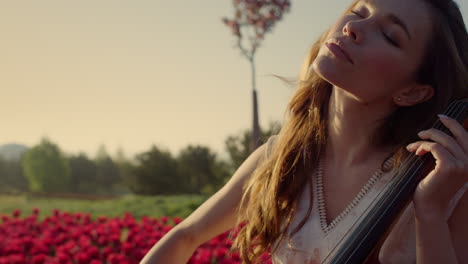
[0,193,210,223]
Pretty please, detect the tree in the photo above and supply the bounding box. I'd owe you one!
[0,157,29,193]
[94,145,121,195]
[129,145,182,195]
[22,138,71,193]
[222,0,291,152]
[224,120,281,174]
[176,145,225,195]
[68,153,98,194]
[112,147,133,195]
[211,159,233,191]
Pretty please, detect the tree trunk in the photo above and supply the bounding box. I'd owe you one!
[250,58,261,153]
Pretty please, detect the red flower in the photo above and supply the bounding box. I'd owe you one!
[214,247,229,259]
[160,216,168,224]
[12,210,21,218]
[121,241,133,255]
[32,208,40,215]
[172,216,183,225]
[31,253,47,264]
[52,209,60,217]
[74,252,90,264]
[1,215,9,223]
[8,254,26,264]
[1,211,256,264]
[86,246,100,259]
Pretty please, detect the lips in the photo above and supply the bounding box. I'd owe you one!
[326,41,354,64]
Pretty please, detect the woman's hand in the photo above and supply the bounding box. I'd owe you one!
[406,114,468,223]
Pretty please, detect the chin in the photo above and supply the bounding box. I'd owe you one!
[311,55,344,87]
[311,55,364,101]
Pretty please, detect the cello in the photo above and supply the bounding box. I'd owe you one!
[322,99,468,263]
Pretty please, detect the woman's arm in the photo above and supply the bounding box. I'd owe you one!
[139,142,270,264]
[406,115,468,264]
[139,226,197,264]
[415,190,467,264]
[448,191,468,263]
[415,216,459,264]
[414,187,467,264]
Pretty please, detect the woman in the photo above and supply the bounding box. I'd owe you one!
[140,0,468,263]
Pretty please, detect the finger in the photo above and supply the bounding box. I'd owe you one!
[413,141,447,158]
[406,141,424,152]
[417,128,466,159]
[414,142,468,185]
[438,114,468,154]
[412,142,465,175]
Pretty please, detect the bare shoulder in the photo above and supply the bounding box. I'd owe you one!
[448,186,468,263]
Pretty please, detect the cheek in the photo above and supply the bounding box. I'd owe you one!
[361,50,409,82]
[350,49,413,101]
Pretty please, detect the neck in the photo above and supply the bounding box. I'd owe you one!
[325,86,396,169]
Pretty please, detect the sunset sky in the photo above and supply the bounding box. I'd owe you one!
[1,0,467,160]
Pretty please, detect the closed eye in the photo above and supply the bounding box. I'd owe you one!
[383,33,399,47]
[351,10,363,18]
[350,10,400,47]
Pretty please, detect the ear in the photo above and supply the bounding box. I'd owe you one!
[393,83,434,106]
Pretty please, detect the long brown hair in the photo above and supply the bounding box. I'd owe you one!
[230,0,468,263]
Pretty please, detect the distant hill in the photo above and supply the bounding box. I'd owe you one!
[0,143,29,161]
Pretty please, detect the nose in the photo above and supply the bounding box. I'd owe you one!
[343,21,362,44]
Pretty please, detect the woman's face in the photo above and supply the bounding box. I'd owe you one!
[311,0,433,103]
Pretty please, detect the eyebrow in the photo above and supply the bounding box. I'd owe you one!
[362,0,412,41]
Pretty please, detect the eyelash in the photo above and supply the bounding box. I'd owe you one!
[350,10,399,47]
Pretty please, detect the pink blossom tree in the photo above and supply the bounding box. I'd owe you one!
[222,0,291,152]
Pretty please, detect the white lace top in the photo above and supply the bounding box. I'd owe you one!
[264,135,467,264]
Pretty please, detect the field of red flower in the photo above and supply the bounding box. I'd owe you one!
[0,209,272,264]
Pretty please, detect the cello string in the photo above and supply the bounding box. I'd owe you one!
[340,102,466,263]
[343,100,465,261]
[321,100,465,263]
[320,149,422,262]
[319,138,425,263]
[341,101,466,261]
[321,101,464,262]
[338,101,465,263]
[343,154,431,263]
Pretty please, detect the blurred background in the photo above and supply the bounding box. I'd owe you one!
[0,1,467,263]
[0,0,467,215]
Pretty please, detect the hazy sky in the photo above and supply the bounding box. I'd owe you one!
[2,0,467,160]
